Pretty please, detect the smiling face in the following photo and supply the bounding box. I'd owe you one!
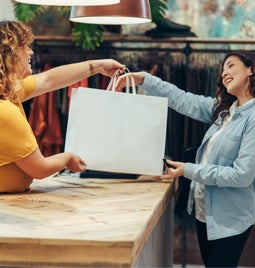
[221,55,252,105]
[19,44,34,78]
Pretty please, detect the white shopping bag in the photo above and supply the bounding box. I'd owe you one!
[65,76,168,176]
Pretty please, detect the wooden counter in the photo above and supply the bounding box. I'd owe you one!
[0,174,178,267]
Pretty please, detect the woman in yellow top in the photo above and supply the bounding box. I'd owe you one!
[0,20,125,193]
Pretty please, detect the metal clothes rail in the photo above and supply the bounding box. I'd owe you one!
[34,35,255,68]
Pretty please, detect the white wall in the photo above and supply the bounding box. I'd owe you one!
[0,0,15,20]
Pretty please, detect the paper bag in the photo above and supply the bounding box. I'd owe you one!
[65,81,168,176]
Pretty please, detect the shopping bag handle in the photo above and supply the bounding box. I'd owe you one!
[106,68,136,94]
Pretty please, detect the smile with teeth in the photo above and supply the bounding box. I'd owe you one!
[225,77,233,86]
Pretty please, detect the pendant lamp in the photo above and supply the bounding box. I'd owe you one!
[69,0,151,25]
[14,0,120,6]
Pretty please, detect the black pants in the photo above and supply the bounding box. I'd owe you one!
[196,220,253,268]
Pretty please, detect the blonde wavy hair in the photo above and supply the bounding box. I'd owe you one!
[0,21,33,101]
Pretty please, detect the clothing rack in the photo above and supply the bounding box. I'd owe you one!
[34,35,255,71]
[32,35,255,152]
[32,36,255,154]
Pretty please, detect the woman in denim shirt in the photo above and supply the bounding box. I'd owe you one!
[116,52,255,267]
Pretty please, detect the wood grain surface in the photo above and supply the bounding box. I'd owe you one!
[0,174,177,267]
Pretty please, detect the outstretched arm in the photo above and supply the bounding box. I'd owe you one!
[25,59,125,100]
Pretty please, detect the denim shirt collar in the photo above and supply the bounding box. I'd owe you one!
[217,98,255,124]
[233,98,255,113]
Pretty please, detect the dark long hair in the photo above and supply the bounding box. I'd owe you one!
[212,52,255,123]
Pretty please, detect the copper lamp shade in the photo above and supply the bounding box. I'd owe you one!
[70,0,152,25]
[14,0,120,6]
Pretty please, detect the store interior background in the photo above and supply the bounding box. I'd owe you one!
[1,0,255,267]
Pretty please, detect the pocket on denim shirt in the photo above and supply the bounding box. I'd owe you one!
[218,134,241,162]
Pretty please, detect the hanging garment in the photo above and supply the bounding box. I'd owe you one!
[28,63,63,157]
[67,77,88,112]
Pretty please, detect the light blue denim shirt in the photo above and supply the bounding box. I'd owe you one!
[142,73,255,240]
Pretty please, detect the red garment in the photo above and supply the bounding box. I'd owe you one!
[28,64,63,157]
[100,75,111,90]
[67,78,88,112]
[67,76,110,110]
[29,91,63,157]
